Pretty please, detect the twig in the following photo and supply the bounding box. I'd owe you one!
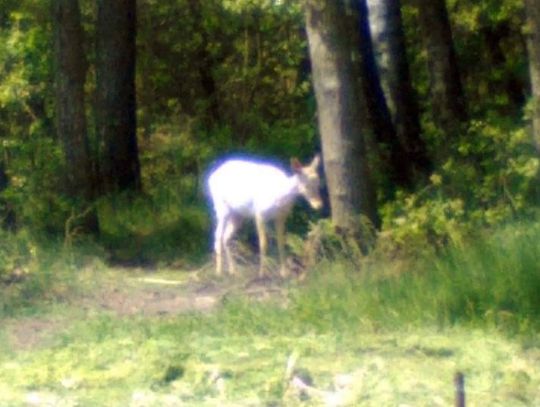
[64,205,94,248]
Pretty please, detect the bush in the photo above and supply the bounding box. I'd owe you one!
[0,229,98,315]
[380,117,539,256]
[0,229,38,285]
[98,192,210,266]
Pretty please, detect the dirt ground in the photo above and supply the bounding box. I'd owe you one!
[3,263,290,351]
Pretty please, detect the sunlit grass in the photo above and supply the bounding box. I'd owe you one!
[0,220,539,405]
[1,313,539,406]
[292,220,540,333]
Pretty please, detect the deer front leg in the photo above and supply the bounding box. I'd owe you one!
[255,214,268,277]
[213,219,225,275]
[222,215,241,275]
[275,214,288,278]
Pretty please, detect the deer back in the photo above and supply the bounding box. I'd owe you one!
[208,159,297,218]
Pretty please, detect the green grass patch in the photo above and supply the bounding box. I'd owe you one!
[0,220,539,405]
[292,220,540,333]
[1,311,539,406]
[97,192,210,266]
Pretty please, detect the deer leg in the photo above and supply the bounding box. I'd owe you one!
[255,214,268,277]
[213,218,225,275]
[222,215,241,275]
[275,214,288,278]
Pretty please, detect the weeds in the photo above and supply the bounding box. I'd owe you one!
[290,219,540,334]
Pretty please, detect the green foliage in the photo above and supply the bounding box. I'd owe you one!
[404,0,528,118]
[381,117,539,253]
[287,217,376,271]
[293,220,540,335]
[2,314,539,405]
[380,191,466,254]
[0,229,37,283]
[3,140,70,235]
[0,229,105,316]
[98,192,210,266]
[430,221,540,332]
[449,0,527,115]
[0,0,536,271]
[0,3,73,235]
[137,0,308,135]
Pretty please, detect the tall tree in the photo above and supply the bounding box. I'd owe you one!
[305,0,379,229]
[354,0,414,189]
[96,0,141,193]
[415,0,467,136]
[367,0,431,178]
[53,0,98,233]
[525,0,540,154]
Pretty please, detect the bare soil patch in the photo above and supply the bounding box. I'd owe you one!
[3,264,288,351]
[5,318,65,351]
[81,267,287,316]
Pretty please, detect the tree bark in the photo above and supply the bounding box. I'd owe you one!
[353,0,413,190]
[96,0,141,193]
[415,0,467,135]
[0,161,16,231]
[525,0,540,154]
[53,0,99,234]
[305,0,379,229]
[367,0,432,178]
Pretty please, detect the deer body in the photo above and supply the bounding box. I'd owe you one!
[208,156,322,277]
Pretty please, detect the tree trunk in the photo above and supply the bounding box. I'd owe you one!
[53,0,99,234]
[188,0,220,126]
[367,0,432,179]
[415,0,467,135]
[352,0,410,190]
[96,0,141,193]
[305,0,379,230]
[525,0,540,154]
[0,161,16,231]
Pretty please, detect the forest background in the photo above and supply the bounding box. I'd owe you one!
[0,0,537,299]
[0,0,539,404]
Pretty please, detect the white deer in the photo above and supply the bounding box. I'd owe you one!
[207,155,322,277]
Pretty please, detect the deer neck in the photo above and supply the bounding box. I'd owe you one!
[266,175,300,212]
[280,174,301,205]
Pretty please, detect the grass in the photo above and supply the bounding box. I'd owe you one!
[291,220,540,334]
[0,220,539,405]
[97,191,211,266]
[1,311,539,406]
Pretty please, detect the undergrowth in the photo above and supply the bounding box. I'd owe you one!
[1,216,539,336]
[290,219,540,335]
[97,191,210,266]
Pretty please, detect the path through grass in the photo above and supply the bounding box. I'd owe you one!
[1,270,539,406]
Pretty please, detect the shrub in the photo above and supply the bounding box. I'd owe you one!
[380,117,539,256]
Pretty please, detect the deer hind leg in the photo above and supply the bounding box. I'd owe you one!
[255,214,268,277]
[222,215,241,275]
[275,214,288,278]
[213,218,225,275]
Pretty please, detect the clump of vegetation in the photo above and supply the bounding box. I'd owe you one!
[97,192,210,266]
[379,118,539,255]
[290,220,540,335]
[0,230,100,316]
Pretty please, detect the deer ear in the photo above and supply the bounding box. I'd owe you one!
[310,154,321,169]
[291,157,302,173]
